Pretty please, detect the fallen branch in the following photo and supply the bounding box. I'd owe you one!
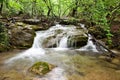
[90,35,117,58]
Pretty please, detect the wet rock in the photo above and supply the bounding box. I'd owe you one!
[16,22,46,31]
[68,34,88,48]
[42,35,58,48]
[8,23,35,49]
[29,62,55,75]
[42,29,64,48]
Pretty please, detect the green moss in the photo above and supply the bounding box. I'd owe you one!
[29,61,55,75]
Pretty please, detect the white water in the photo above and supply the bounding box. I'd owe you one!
[6,24,80,63]
[5,24,80,80]
[79,24,98,52]
[58,36,68,48]
[5,24,99,80]
[39,67,67,80]
[80,23,87,31]
[32,31,46,48]
[79,34,98,52]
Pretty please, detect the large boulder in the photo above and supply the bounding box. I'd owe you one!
[66,26,88,48]
[68,34,88,48]
[8,22,35,49]
[42,29,64,48]
[29,61,55,75]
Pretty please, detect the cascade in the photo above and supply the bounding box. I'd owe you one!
[58,36,68,48]
[79,34,98,52]
[79,23,98,52]
[1,23,119,80]
[6,24,100,63]
[4,24,99,80]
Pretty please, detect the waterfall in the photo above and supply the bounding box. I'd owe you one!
[58,36,68,48]
[6,24,100,63]
[32,31,46,48]
[4,24,102,80]
[5,24,78,62]
[79,23,98,52]
[79,34,98,52]
[80,23,87,30]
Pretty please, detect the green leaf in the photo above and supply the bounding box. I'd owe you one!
[0,0,4,3]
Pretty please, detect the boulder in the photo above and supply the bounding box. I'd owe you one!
[68,34,88,48]
[8,23,35,49]
[42,35,58,48]
[16,22,46,31]
[29,61,55,75]
[42,29,64,48]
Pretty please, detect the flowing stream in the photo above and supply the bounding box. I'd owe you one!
[0,24,120,80]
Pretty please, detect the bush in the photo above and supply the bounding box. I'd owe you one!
[0,22,9,52]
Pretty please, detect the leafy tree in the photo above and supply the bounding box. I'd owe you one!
[0,0,120,44]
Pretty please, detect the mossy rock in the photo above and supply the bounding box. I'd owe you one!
[68,35,88,48]
[29,62,55,75]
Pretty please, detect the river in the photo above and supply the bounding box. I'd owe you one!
[0,24,120,80]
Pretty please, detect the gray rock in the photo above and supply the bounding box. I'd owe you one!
[9,23,35,49]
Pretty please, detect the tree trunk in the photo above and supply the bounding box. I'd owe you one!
[47,9,51,16]
[70,1,79,17]
[0,3,3,15]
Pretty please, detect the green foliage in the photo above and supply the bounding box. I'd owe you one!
[0,0,4,3]
[76,0,120,44]
[1,0,120,44]
[0,22,9,51]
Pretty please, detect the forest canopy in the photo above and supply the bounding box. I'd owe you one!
[0,0,119,18]
[0,0,120,44]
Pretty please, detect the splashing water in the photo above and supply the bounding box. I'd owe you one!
[58,36,68,48]
[79,24,98,52]
[4,24,101,80]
